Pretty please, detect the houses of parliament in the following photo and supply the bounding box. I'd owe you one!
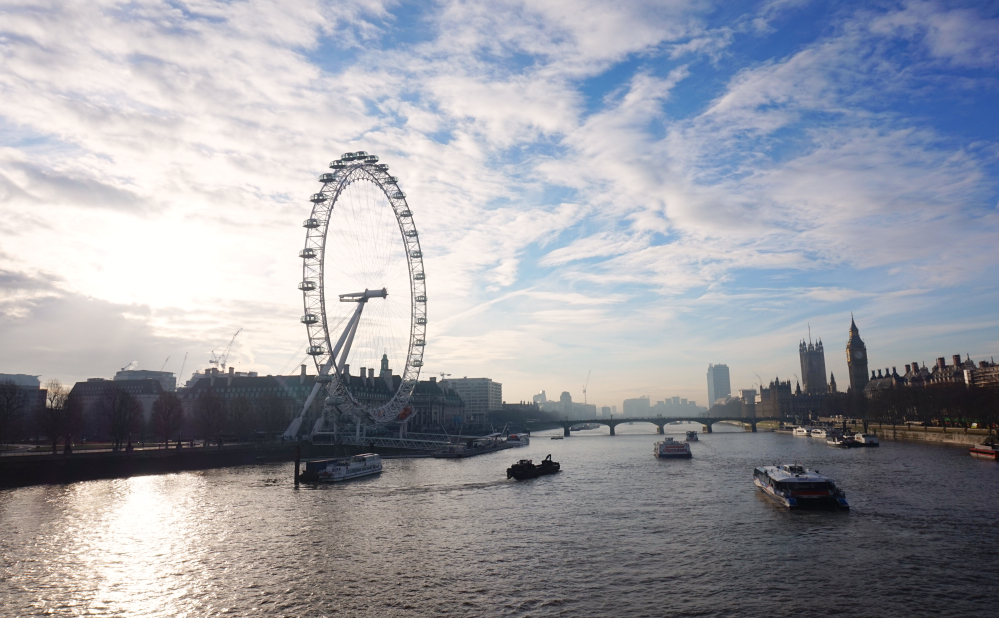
[758,314,999,419]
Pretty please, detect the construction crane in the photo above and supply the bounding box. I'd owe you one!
[177,352,188,385]
[582,369,591,405]
[160,356,170,371]
[120,360,138,372]
[209,329,242,373]
[438,372,451,382]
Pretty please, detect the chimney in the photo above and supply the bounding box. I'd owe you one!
[936,357,946,370]
[430,376,436,383]
[952,355,961,367]
[342,364,349,376]
[359,367,367,384]
[368,368,374,379]
[905,364,911,374]
[300,363,307,384]
[229,366,234,375]
[913,361,920,373]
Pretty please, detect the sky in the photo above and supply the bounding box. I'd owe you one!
[1,0,998,409]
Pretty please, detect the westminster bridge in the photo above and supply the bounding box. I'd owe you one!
[526,416,781,437]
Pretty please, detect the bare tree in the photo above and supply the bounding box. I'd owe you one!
[227,396,256,442]
[150,392,184,446]
[35,380,69,453]
[259,393,289,439]
[194,391,226,445]
[98,384,143,451]
[0,380,26,452]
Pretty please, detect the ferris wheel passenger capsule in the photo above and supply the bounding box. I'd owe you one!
[375,164,389,171]
[329,160,346,169]
[306,345,325,356]
[354,151,368,158]
[298,280,316,291]
[341,152,356,160]
[410,250,422,258]
[365,155,379,163]
[398,209,412,217]
[303,218,320,229]
[405,230,418,237]
[319,173,337,183]
[391,191,406,199]
[310,193,326,203]
[299,248,317,259]
[301,314,319,325]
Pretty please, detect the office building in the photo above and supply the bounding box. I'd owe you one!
[707,364,731,406]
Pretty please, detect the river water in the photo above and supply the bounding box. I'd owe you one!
[2,423,997,617]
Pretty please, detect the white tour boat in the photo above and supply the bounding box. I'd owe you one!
[299,453,382,483]
[654,437,692,459]
[753,464,849,510]
[506,434,530,447]
[853,432,880,447]
[969,440,998,460]
[686,431,699,442]
[793,426,814,437]
[810,428,828,438]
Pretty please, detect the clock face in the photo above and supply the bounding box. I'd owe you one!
[853,350,865,361]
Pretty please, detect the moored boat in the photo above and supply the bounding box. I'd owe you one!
[753,464,849,510]
[793,426,814,437]
[826,433,859,448]
[505,434,529,447]
[686,430,699,442]
[551,436,564,440]
[654,437,692,459]
[810,427,828,438]
[507,454,560,480]
[299,453,382,483]
[853,432,880,447]
[433,436,511,458]
[969,440,998,460]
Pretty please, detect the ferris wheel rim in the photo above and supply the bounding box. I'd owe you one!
[298,152,426,425]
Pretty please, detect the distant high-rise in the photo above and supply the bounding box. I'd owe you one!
[441,377,502,425]
[799,337,828,395]
[846,316,869,392]
[623,396,650,416]
[707,364,731,406]
[114,368,176,392]
[559,391,572,414]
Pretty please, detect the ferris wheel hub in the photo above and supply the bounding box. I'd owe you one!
[338,288,388,303]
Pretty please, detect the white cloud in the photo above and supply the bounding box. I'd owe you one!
[0,0,996,405]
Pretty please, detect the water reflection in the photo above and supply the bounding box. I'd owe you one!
[2,430,997,617]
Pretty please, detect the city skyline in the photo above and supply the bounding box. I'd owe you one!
[2,1,998,408]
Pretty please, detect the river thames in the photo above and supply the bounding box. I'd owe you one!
[2,423,997,617]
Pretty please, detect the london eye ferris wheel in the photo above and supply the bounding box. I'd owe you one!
[284,151,426,438]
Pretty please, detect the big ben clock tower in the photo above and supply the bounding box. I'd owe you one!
[846,315,869,392]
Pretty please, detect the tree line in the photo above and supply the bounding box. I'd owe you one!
[0,379,294,452]
[820,385,999,435]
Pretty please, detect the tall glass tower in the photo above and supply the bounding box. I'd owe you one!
[707,364,731,407]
